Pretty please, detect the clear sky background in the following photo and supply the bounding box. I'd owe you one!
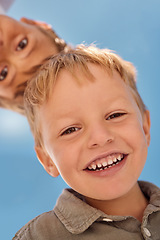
[0,0,160,239]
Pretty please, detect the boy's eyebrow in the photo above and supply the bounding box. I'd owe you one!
[16,81,28,90]
[23,56,52,75]
[5,64,42,91]
[14,81,28,99]
[50,97,132,121]
[13,57,52,99]
[52,109,81,119]
[23,64,42,75]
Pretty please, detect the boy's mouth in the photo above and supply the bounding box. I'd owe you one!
[86,153,126,171]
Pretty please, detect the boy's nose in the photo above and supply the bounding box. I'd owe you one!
[87,123,114,149]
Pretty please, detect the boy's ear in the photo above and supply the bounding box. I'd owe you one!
[35,147,59,177]
[143,110,151,146]
[20,17,52,30]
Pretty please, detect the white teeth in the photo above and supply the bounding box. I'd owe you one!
[102,162,107,167]
[117,154,122,161]
[87,153,124,171]
[88,166,93,170]
[108,159,113,165]
[97,163,102,168]
[91,164,96,170]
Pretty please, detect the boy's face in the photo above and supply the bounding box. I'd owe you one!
[37,64,150,202]
[0,15,57,103]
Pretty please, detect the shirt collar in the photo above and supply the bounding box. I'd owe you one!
[139,181,160,219]
[54,188,103,234]
[139,181,160,207]
[54,181,160,234]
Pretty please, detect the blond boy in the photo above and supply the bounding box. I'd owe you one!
[13,45,160,239]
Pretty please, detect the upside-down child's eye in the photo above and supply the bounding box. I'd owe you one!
[61,127,79,136]
[16,38,28,51]
[107,112,126,120]
[0,66,8,81]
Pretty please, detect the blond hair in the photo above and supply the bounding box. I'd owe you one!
[0,26,70,115]
[24,44,146,147]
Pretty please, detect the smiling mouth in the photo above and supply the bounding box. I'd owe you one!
[86,153,126,171]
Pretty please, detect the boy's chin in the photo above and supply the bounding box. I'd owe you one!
[83,181,139,204]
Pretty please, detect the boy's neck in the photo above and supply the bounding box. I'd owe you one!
[85,182,148,222]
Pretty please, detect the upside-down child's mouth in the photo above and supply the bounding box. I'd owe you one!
[85,153,127,172]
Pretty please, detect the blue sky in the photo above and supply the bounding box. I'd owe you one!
[0,0,160,239]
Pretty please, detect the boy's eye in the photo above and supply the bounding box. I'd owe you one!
[107,112,126,120]
[0,66,8,81]
[16,38,28,51]
[61,127,79,136]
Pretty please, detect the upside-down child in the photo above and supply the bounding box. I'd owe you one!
[0,14,69,114]
[13,45,160,239]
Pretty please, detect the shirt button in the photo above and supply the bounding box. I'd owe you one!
[102,218,113,222]
[144,227,151,237]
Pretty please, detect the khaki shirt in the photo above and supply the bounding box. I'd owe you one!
[13,181,160,240]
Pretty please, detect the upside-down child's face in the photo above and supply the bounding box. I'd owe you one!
[0,15,57,103]
[37,64,150,203]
